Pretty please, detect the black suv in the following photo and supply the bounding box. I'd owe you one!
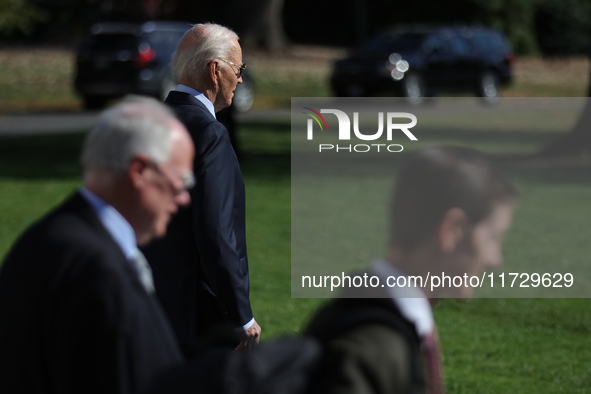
[74,21,254,111]
[331,25,514,103]
[75,21,189,109]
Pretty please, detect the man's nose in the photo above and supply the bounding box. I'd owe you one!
[175,190,191,207]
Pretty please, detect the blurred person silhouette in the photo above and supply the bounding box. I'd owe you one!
[0,96,196,394]
[306,146,517,394]
[142,23,260,356]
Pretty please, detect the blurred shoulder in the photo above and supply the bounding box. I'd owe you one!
[2,193,126,281]
[313,324,416,394]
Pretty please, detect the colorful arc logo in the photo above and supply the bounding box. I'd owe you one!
[302,107,329,131]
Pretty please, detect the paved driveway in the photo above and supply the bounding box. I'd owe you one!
[0,112,100,136]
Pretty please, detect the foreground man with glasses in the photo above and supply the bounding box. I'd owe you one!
[0,97,195,393]
[142,23,261,356]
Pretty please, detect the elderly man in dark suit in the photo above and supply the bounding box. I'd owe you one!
[0,97,196,393]
[143,23,261,354]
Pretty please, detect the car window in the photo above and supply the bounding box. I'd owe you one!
[146,31,185,56]
[423,34,447,53]
[448,36,470,56]
[81,34,139,52]
[358,32,426,55]
[471,35,504,53]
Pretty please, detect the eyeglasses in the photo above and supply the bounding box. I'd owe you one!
[217,58,246,78]
[149,161,195,197]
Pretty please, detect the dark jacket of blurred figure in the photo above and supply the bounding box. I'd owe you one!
[0,97,196,394]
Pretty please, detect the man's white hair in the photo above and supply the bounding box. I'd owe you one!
[81,95,177,174]
[172,23,239,82]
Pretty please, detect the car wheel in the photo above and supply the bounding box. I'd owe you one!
[477,71,500,104]
[83,95,108,110]
[233,78,254,112]
[401,72,425,104]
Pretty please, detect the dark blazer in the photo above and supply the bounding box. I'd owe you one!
[0,193,183,394]
[143,91,253,345]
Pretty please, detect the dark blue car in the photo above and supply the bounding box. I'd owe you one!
[331,25,515,103]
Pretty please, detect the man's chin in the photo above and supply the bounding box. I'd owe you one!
[154,224,169,240]
[136,234,153,247]
[138,226,168,246]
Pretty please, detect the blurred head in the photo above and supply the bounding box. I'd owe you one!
[388,146,517,297]
[172,23,243,111]
[81,95,195,245]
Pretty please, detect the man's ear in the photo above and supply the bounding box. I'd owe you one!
[128,155,150,189]
[438,207,467,253]
[208,60,219,86]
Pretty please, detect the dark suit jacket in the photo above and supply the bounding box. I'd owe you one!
[143,91,253,345]
[0,193,183,394]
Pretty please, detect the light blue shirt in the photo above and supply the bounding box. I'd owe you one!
[79,187,138,260]
[176,84,216,119]
[79,187,155,293]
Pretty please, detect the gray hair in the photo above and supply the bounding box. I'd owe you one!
[172,23,239,82]
[81,95,177,174]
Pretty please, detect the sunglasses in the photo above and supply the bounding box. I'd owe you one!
[217,58,246,78]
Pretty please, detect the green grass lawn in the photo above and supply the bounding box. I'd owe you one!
[1,120,591,392]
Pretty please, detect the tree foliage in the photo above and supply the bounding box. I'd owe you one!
[0,0,48,35]
[470,0,540,54]
[284,0,589,55]
[535,0,591,56]
[1,0,589,57]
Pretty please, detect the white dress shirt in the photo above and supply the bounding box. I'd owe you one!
[372,259,435,338]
